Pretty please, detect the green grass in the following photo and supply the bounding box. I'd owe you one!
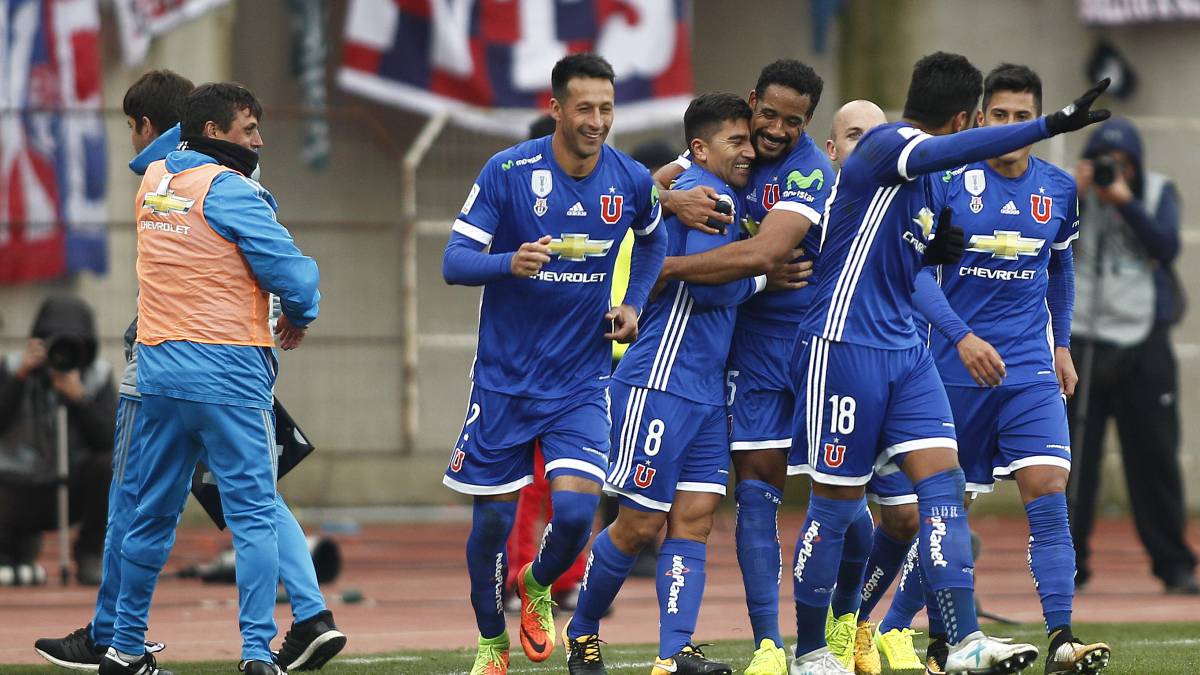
[4,622,1198,674]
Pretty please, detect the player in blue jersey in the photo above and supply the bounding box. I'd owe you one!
[562,92,758,675]
[652,60,832,675]
[441,53,666,675]
[780,51,1111,674]
[875,64,1110,675]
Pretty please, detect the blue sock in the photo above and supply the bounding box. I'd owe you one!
[914,469,978,643]
[858,527,914,621]
[530,490,600,587]
[832,501,873,617]
[1025,492,1074,633]
[879,540,927,633]
[793,495,860,657]
[657,539,708,659]
[734,480,784,648]
[467,500,517,639]
[569,528,636,638]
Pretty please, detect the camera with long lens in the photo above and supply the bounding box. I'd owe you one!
[1093,155,1118,187]
[45,334,87,372]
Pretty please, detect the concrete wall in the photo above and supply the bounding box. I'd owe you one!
[3,0,1199,509]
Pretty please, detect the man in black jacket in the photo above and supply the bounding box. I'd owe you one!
[0,296,116,585]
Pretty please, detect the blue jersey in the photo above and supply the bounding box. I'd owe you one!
[736,134,834,336]
[454,136,661,399]
[801,122,944,349]
[614,164,758,406]
[928,157,1079,386]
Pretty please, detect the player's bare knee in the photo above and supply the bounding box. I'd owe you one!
[610,508,666,553]
[733,449,787,490]
[666,511,714,544]
[881,503,920,541]
[1016,465,1069,503]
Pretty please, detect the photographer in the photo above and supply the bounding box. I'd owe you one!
[0,296,116,585]
[1068,117,1198,594]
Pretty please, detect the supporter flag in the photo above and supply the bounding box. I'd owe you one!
[0,0,107,283]
[113,0,232,66]
[338,0,693,135]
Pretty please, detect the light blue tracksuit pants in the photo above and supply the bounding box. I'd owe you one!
[107,394,323,662]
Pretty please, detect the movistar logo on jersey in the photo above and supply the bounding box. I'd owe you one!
[548,233,614,261]
[501,153,542,171]
[786,168,824,192]
[967,230,1045,260]
[142,189,195,215]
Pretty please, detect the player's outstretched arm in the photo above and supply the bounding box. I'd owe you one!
[662,209,812,286]
[904,80,1111,179]
[681,228,765,308]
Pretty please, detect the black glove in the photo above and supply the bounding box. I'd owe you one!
[923,207,965,266]
[1044,78,1112,136]
[706,194,734,235]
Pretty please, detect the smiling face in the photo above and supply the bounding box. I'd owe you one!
[205,107,263,152]
[693,117,756,188]
[551,76,615,161]
[747,84,812,163]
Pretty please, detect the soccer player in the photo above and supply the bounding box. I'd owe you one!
[35,72,344,674]
[561,92,757,675]
[102,82,321,675]
[783,52,1109,674]
[440,53,666,675]
[652,60,833,675]
[887,64,1112,675]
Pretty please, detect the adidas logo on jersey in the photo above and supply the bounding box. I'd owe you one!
[1000,200,1020,215]
[567,202,588,217]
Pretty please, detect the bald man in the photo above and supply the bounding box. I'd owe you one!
[826,99,887,167]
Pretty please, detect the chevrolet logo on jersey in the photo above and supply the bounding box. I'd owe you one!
[967,230,1045,260]
[548,233,614,261]
[913,207,935,239]
[142,190,195,215]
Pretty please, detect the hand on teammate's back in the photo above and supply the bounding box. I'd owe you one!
[511,235,553,278]
[675,185,733,234]
[956,333,1006,387]
[275,315,307,351]
[1044,78,1111,136]
[604,304,639,344]
[765,250,811,291]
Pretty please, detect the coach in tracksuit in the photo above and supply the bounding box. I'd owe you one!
[104,83,319,675]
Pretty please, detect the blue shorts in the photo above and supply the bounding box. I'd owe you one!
[727,329,797,452]
[442,384,611,495]
[788,337,957,485]
[605,381,730,512]
[866,471,917,506]
[947,381,1072,494]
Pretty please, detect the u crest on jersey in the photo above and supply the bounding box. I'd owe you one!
[761,182,780,210]
[600,193,624,224]
[633,464,656,488]
[1030,194,1053,224]
[823,442,846,467]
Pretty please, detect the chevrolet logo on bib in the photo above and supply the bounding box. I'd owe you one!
[548,233,614,261]
[142,190,195,215]
[967,230,1045,260]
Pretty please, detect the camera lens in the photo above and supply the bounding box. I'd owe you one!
[46,334,86,372]
[1094,156,1117,187]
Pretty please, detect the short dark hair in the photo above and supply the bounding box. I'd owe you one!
[902,52,983,128]
[754,59,823,118]
[180,82,264,137]
[684,93,753,146]
[551,53,615,101]
[123,69,194,135]
[983,63,1043,114]
[528,114,556,139]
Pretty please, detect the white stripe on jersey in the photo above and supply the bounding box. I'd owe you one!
[647,283,694,391]
[896,132,932,181]
[613,386,650,486]
[817,171,843,252]
[805,337,830,468]
[771,200,822,225]
[822,185,901,341]
[635,208,663,236]
[452,218,493,245]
